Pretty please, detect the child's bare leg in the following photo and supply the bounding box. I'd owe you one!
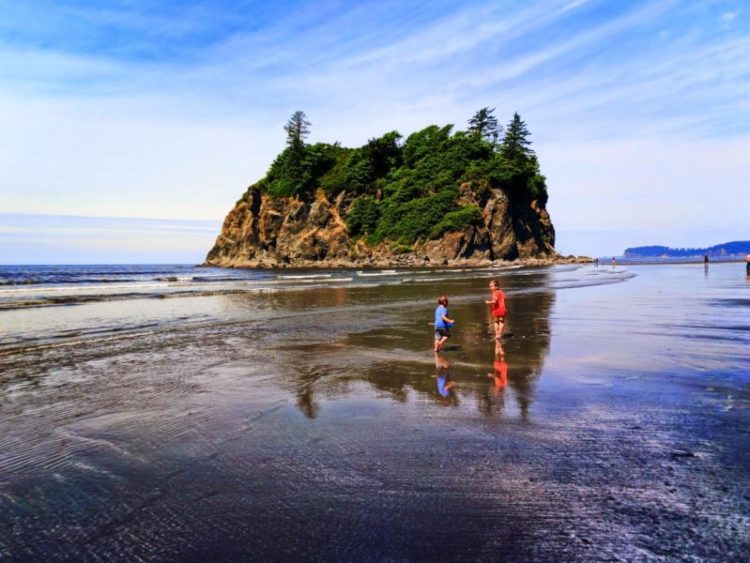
[495,319,506,356]
[434,334,444,352]
[494,319,505,340]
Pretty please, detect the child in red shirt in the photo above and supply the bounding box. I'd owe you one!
[485,280,506,357]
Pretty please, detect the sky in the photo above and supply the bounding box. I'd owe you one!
[1,0,748,263]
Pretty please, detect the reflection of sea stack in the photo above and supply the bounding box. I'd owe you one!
[296,380,319,419]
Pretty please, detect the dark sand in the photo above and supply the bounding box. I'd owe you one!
[1,264,748,561]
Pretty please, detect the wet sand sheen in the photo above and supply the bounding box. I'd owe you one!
[0,264,748,560]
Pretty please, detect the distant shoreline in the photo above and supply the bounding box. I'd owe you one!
[607,257,748,266]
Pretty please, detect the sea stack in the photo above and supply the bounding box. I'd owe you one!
[206,111,557,268]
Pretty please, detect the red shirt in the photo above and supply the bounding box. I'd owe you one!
[491,289,506,317]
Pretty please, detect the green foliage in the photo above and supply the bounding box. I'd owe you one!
[255,110,549,244]
[284,110,311,146]
[429,205,482,239]
[468,107,501,145]
[370,187,458,245]
[278,110,312,195]
[265,147,303,197]
[346,196,380,238]
[500,112,534,163]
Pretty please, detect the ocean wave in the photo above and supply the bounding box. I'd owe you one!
[356,270,398,277]
[191,275,246,282]
[276,274,334,280]
[0,282,169,295]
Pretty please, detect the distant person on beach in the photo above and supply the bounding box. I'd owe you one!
[611,257,616,267]
[486,280,507,357]
[704,254,709,265]
[434,295,455,352]
[746,254,750,275]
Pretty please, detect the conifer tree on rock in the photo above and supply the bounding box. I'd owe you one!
[468,107,501,145]
[284,110,311,194]
[284,110,311,147]
[500,112,534,163]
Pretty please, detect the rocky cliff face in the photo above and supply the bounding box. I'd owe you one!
[205,183,556,268]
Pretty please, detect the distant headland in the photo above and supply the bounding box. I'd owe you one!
[206,109,575,269]
[624,241,750,259]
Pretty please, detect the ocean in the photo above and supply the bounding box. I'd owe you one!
[1,262,748,560]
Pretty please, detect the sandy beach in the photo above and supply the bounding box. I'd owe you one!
[1,263,748,561]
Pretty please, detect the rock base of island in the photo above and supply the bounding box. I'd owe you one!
[205,184,569,269]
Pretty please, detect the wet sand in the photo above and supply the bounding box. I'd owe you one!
[1,264,748,560]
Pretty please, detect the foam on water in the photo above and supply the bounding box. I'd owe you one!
[356,269,398,276]
[276,273,334,280]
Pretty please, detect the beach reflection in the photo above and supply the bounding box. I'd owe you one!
[434,353,458,405]
[477,355,508,417]
[279,274,555,420]
[296,378,320,419]
[5,264,750,561]
[492,357,508,391]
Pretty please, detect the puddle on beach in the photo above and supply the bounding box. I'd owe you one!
[1,263,748,560]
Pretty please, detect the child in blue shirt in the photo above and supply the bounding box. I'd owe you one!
[434,295,455,352]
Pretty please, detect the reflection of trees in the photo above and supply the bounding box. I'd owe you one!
[477,359,507,417]
[296,380,319,419]
[221,285,353,322]
[503,288,555,421]
[455,278,555,420]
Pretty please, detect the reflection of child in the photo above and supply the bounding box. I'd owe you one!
[490,358,508,393]
[435,352,456,399]
[485,280,506,356]
[434,295,455,352]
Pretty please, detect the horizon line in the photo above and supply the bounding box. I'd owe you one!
[0,211,223,223]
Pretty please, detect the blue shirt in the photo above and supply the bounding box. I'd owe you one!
[435,305,448,329]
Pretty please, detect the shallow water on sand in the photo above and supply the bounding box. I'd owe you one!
[1,263,748,561]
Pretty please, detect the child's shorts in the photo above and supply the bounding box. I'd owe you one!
[435,328,450,340]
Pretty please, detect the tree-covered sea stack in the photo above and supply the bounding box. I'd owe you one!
[206,109,557,268]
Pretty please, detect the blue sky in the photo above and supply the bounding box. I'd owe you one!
[1,0,748,262]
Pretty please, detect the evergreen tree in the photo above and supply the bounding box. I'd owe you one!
[283,110,311,193]
[284,110,311,147]
[500,112,534,162]
[468,107,500,145]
